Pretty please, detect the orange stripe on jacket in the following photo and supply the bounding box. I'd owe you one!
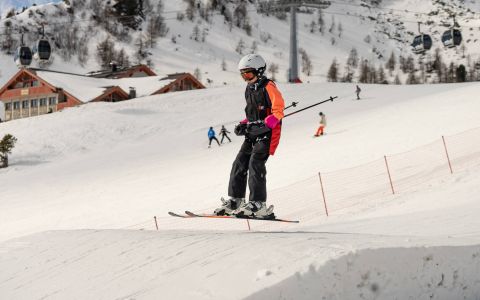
[265,81,285,121]
[265,81,285,155]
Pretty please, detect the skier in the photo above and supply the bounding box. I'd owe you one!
[356,85,361,100]
[208,127,220,148]
[314,112,327,137]
[219,125,232,144]
[214,54,285,218]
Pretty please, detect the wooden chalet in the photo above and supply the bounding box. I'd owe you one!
[152,73,205,94]
[0,66,205,122]
[86,64,157,79]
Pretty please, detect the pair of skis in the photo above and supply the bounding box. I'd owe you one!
[168,211,299,223]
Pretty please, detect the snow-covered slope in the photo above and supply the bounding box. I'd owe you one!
[0,81,480,299]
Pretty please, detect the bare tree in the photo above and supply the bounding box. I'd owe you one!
[190,25,200,41]
[268,63,279,81]
[221,58,227,71]
[194,67,202,81]
[235,38,245,54]
[299,48,313,76]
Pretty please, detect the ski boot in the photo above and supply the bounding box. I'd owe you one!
[214,197,245,216]
[234,201,275,219]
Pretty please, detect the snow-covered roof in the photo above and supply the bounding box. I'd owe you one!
[35,70,175,103]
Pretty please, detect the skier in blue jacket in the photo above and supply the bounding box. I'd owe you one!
[208,127,220,148]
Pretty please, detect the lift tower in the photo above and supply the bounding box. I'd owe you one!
[271,0,331,82]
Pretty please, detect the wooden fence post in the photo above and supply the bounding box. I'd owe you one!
[384,156,395,195]
[442,136,453,174]
[154,216,159,230]
[318,172,329,216]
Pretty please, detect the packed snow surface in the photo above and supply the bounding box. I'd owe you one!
[1,81,480,299]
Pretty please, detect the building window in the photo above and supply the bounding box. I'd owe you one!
[13,101,20,110]
[40,98,47,106]
[31,99,38,107]
[5,103,12,110]
[48,97,57,105]
[22,100,29,109]
[32,80,40,87]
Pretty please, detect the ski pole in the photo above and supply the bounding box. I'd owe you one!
[284,96,337,118]
[284,101,299,110]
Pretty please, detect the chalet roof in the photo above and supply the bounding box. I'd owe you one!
[35,70,174,103]
[161,73,190,80]
[85,64,157,79]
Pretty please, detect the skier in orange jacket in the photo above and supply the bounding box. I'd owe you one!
[214,54,285,218]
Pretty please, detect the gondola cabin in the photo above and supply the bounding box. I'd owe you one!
[14,46,33,67]
[411,34,432,54]
[441,29,462,48]
[32,39,52,61]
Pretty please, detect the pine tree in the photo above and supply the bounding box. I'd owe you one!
[134,36,149,64]
[221,58,227,71]
[377,65,387,84]
[329,16,335,34]
[1,20,14,54]
[318,9,325,35]
[393,74,401,85]
[386,51,396,74]
[327,59,338,82]
[113,0,143,29]
[456,64,467,83]
[406,69,418,84]
[310,21,316,33]
[96,37,116,69]
[250,41,258,54]
[359,59,370,83]
[346,47,359,69]
[0,134,17,168]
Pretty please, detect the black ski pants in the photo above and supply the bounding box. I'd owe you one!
[228,136,270,202]
[209,137,220,146]
[220,133,231,143]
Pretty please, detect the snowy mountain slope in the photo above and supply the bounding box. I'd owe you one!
[1,82,480,241]
[0,0,60,16]
[1,80,480,298]
[1,0,480,88]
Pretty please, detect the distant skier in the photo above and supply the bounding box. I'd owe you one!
[219,125,232,144]
[214,54,285,218]
[356,85,361,100]
[314,112,327,137]
[208,127,220,148]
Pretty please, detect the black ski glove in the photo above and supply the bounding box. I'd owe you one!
[246,123,270,138]
[234,123,247,136]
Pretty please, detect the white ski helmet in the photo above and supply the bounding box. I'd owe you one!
[238,54,267,76]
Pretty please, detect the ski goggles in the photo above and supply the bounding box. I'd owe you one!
[240,68,256,81]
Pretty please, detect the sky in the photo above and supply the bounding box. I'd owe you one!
[0,79,480,299]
